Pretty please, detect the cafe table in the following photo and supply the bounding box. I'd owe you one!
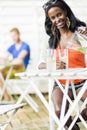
[15,68,87,130]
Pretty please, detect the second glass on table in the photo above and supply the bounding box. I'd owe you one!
[46,49,68,72]
[47,49,56,72]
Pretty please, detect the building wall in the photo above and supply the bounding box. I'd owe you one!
[0,0,87,66]
[66,0,87,22]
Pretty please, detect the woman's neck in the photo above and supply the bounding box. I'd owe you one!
[58,26,74,49]
[59,25,69,36]
[59,27,73,41]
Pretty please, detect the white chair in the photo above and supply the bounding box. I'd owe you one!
[0,66,13,101]
[7,67,39,113]
[0,62,39,112]
[0,103,26,130]
[49,69,87,130]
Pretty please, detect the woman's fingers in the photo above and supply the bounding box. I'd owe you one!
[78,27,87,36]
[56,61,61,69]
[61,61,66,69]
[56,61,66,69]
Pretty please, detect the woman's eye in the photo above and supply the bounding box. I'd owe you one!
[57,13,62,17]
[51,16,55,20]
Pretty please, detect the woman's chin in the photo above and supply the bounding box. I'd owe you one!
[57,25,65,30]
[57,24,67,30]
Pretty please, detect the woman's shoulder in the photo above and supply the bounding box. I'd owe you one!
[74,28,87,47]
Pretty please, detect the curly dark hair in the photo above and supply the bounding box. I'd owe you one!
[43,0,86,49]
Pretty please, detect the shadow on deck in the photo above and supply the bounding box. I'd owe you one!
[0,94,86,130]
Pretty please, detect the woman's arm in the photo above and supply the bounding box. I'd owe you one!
[38,61,66,70]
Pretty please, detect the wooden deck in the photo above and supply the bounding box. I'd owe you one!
[0,94,86,130]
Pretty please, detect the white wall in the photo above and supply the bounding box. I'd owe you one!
[66,0,87,22]
[0,0,87,66]
[0,0,48,66]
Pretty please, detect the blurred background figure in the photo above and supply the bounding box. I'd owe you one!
[0,28,30,101]
[8,28,30,69]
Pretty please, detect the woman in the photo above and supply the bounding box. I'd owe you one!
[42,0,87,129]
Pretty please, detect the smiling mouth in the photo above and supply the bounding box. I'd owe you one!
[56,20,65,28]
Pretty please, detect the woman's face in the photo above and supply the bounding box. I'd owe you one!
[48,7,67,29]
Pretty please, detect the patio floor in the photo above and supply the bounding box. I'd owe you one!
[0,94,86,130]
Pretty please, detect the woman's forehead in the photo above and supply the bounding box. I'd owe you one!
[48,7,64,15]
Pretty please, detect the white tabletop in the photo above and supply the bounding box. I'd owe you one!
[15,68,87,79]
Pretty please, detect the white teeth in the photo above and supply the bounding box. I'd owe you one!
[57,22,63,25]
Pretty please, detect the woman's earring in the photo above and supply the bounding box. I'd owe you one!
[51,25,56,35]
[66,17,70,28]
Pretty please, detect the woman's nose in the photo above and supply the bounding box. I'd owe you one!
[55,17,59,23]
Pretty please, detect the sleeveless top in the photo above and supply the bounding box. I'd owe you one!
[56,32,86,85]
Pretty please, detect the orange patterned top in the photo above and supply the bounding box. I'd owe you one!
[56,48,86,84]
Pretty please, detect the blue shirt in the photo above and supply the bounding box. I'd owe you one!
[8,42,30,68]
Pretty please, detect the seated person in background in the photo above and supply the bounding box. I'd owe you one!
[8,28,30,70]
[0,27,30,101]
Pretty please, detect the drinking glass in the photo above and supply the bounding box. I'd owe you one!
[58,49,68,69]
[47,49,56,72]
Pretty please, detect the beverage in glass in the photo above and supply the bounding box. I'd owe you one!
[58,49,68,69]
[47,49,56,72]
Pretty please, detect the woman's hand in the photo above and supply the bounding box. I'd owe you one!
[38,61,66,70]
[38,62,46,69]
[78,27,87,36]
[56,61,66,69]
